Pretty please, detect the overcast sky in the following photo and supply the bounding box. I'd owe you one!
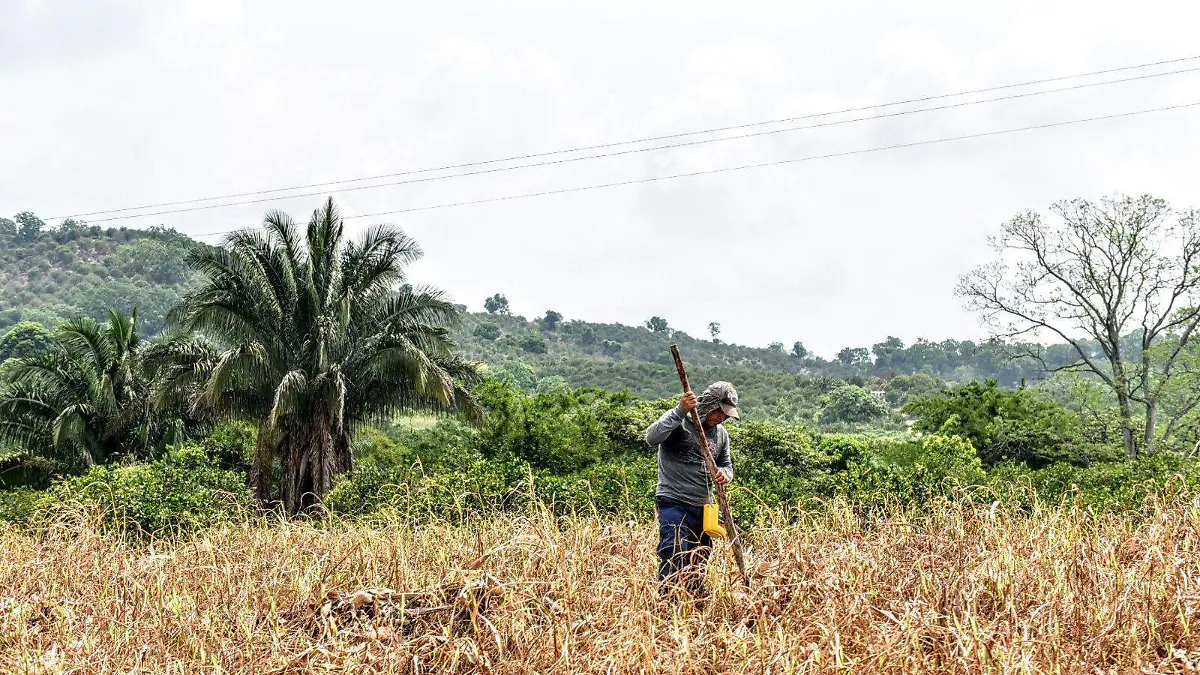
[3,1,1199,357]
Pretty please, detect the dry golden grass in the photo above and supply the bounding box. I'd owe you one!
[2,497,1199,674]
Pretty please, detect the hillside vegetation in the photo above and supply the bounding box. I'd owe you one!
[2,211,1055,392]
[0,212,1027,430]
[0,212,198,334]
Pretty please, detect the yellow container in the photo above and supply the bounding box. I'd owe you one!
[703,503,727,539]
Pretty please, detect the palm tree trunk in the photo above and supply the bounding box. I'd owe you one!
[279,427,304,515]
[279,413,340,515]
[307,413,337,511]
[249,422,276,506]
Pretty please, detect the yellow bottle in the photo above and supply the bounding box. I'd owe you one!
[703,503,727,539]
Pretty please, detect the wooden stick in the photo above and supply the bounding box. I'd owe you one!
[669,344,750,587]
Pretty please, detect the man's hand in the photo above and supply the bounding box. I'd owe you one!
[680,392,698,414]
[713,467,732,486]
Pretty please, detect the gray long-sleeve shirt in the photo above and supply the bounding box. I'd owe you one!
[645,405,733,506]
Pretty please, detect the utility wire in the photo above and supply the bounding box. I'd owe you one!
[48,53,1200,221]
[183,100,1199,239]
[72,66,1200,225]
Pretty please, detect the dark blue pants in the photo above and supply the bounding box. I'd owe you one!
[655,496,712,596]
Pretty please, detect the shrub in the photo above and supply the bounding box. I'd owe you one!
[326,448,530,520]
[0,487,42,524]
[519,334,548,354]
[36,444,248,537]
[476,380,617,474]
[535,454,657,519]
[818,384,888,424]
[473,322,501,341]
[988,453,1200,511]
[906,380,1087,468]
[196,421,257,475]
[838,434,985,509]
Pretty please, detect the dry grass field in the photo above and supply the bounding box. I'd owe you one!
[1,497,1198,674]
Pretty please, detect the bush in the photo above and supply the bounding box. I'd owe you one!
[326,448,530,520]
[837,434,985,509]
[906,380,1089,468]
[473,322,501,341]
[476,380,623,474]
[196,421,257,475]
[988,453,1200,511]
[0,450,58,489]
[519,334,548,354]
[535,454,657,518]
[818,384,888,424]
[0,487,42,524]
[35,444,248,537]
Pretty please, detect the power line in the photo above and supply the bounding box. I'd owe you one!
[49,53,1200,221]
[184,100,1199,239]
[71,66,1200,225]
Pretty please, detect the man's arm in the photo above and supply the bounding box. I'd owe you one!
[645,392,698,446]
[645,406,686,446]
[713,429,733,483]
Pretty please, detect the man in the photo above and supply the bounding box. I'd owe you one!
[644,381,739,597]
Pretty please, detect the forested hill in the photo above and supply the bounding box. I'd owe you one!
[1,214,1065,419]
[448,307,1060,422]
[0,213,199,334]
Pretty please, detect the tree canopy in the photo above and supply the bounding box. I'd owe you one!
[959,195,1200,456]
[0,310,191,470]
[165,199,481,513]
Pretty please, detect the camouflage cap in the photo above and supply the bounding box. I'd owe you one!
[697,381,739,420]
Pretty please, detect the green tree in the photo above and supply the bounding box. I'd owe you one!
[494,359,537,389]
[484,293,510,315]
[883,373,946,406]
[542,310,563,331]
[167,199,481,513]
[0,310,184,470]
[578,326,597,346]
[77,281,180,334]
[791,341,807,359]
[116,238,191,284]
[58,218,88,239]
[520,334,548,354]
[836,347,870,366]
[904,380,1083,468]
[817,384,887,424]
[645,316,669,334]
[601,340,623,357]
[14,212,44,242]
[708,322,721,342]
[768,341,785,353]
[0,217,15,240]
[17,303,75,331]
[0,322,51,364]
[871,336,905,370]
[473,322,502,341]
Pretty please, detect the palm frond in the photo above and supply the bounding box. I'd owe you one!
[51,404,92,452]
[56,317,114,374]
[268,370,308,430]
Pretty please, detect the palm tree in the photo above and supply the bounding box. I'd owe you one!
[168,198,480,514]
[0,309,184,470]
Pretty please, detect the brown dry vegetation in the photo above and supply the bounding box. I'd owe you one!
[2,497,1199,674]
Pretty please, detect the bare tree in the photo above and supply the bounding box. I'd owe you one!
[958,195,1200,457]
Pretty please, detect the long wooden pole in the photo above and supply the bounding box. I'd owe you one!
[670,344,750,588]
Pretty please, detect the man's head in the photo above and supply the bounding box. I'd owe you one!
[697,381,739,428]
